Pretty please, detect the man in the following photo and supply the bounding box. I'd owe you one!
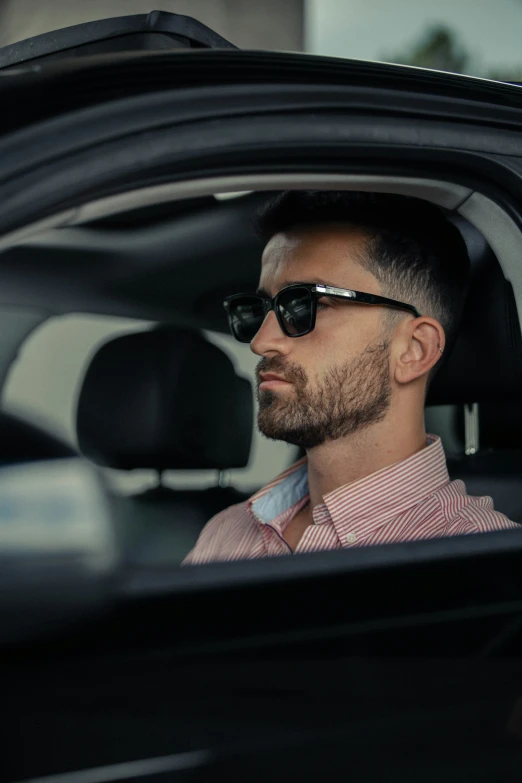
[184,190,518,565]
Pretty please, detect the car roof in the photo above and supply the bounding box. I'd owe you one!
[2,11,522,138]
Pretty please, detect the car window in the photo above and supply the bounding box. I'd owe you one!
[2,314,298,494]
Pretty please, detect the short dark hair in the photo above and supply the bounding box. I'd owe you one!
[255,190,470,352]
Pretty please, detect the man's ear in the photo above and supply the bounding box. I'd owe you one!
[393,317,445,385]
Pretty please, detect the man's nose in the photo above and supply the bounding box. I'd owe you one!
[250,310,289,357]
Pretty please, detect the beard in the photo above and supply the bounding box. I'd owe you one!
[256,340,392,450]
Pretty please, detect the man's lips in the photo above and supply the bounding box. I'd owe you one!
[259,372,292,390]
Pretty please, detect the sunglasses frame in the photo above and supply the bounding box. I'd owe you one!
[223,283,421,343]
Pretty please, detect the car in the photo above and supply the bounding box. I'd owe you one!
[1,11,522,783]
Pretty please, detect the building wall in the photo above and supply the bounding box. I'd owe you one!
[0,0,304,50]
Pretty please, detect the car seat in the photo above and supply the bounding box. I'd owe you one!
[427,218,522,522]
[76,327,253,565]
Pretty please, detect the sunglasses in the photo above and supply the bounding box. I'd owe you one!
[223,283,421,344]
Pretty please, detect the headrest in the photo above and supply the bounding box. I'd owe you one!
[76,328,253,471]
[427,219,522,405]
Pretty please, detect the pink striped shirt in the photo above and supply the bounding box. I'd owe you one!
[183,436,518,565]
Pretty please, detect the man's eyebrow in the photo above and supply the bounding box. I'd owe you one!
[256,279,340,296]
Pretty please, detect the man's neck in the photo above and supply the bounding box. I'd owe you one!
[305,416,428,510]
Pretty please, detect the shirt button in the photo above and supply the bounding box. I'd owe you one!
[346,533,357,544]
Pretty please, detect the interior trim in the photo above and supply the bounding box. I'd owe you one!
[16,748,210,783]
[459,192,522,297]
[0,174,473,250]
[71,174,474,221]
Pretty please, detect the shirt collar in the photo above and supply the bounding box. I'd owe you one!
[249,457,308,525]
[321,435,450,542]
[248,436,450,535]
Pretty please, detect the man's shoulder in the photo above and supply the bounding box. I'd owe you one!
[436,479,520,533]
[205,496,253,529]
[182,496,256,565]
[182,462,307,565]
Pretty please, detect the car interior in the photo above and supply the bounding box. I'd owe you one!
[76,326,253,565]
[1,176,522,569]
[3,16,522,780]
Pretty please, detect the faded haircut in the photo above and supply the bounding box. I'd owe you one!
[254,190,470,355]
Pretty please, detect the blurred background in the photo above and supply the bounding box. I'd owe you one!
[1,0,522,79]
[1,0,522,494]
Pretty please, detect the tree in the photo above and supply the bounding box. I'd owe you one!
[387,24,469,73]
[385,23,522,82]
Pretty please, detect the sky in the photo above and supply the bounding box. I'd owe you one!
[306,0,522,75]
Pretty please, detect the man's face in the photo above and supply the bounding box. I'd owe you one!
[251,225,393,449]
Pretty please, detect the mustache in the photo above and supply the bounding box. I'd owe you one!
[256,357,304,386]
[255,339,389,390]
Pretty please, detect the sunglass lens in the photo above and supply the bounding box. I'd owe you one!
[277,287,313,336]
[226,296,266,343]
